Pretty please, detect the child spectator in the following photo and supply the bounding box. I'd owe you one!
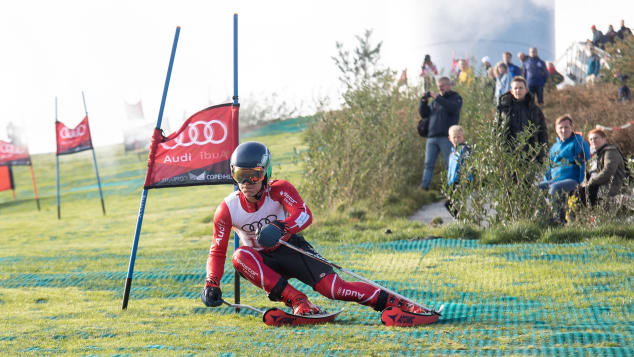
[444,125,472,218]
[494,62,511,102]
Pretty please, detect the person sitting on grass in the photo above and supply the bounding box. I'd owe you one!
[444,125,472,218]
[539,115,590,223]
[200,141,425,315]
[578,129,630,207]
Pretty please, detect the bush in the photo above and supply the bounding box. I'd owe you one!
[301,31,425,210]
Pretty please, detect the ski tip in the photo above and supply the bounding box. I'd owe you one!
[436,304,445,315]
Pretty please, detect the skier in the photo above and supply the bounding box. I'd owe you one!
[200,141,425,316]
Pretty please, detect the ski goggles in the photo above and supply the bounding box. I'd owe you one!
[231,166,266,184]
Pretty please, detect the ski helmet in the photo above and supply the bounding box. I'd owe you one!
[230,141,272,184]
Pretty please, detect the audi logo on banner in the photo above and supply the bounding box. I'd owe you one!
[59,124,87,139]
[0,143,25,154]
[241,215,279,233]
[161,120,228,150]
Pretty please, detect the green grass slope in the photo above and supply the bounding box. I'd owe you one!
[0,131,632,356]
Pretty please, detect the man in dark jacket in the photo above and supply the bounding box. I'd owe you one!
[495,76,548,163]
[418,76,463,190]
[522,47,548,104]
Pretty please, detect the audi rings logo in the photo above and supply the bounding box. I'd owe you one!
[241,215,278,233]
[0,143,25,155]
[59,124,87,139]
[161,120,228,150]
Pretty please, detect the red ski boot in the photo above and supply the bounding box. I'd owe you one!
[281,284,323,315]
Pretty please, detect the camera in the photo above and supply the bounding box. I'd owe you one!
[422,91,432,100]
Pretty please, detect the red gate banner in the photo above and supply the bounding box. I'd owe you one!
[0,140,31,166]
[144,103,239,189]
[0,165,14,191]
[56,116,93,155]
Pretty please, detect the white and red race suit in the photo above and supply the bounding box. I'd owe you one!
[206,179,312,284]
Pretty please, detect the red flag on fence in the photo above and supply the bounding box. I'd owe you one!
[144,103,239,189]
[56,116,93,155]
[0,165,14,192]
[0,140,31,166]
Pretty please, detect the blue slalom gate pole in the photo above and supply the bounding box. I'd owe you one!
[232,13,240,312]
[122,26,180,310]
[55,97,61,220]
[82,91,106,215]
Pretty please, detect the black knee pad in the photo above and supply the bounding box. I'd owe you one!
[373,290,389,311]
[267,277,288,302]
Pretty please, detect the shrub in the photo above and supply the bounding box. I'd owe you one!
[301,31,425,210]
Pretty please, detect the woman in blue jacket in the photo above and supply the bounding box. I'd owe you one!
[540,115,590,222]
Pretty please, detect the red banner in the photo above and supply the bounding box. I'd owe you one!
[0,140,31,166]
[0,165,14,191]
[144,103,239,189]
[56,116,93,155]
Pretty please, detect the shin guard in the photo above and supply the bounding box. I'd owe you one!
[313,273,380,307]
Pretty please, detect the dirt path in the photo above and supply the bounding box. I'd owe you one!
[409,200,455,224]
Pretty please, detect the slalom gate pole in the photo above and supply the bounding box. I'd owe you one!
[55,97,61,220]
[29,164,40,211]
[277,240,437,313]
[82,91,106,215]
[232,13,240,313]
[122,26,180,310]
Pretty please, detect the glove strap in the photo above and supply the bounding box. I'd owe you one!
[205,278,219,288]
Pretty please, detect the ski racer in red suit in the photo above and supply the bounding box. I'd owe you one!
[201,141,424,315]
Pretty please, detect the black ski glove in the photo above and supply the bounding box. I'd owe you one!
[257,220,286,248]
[201,281,222,307]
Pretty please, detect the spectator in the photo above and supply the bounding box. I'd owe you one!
[482,56,496,99]
[586,49,600,84]
[517,52,527,68]
[615,73,631,102]
[545,62,564,91]
[605,25,618,44]
[591,25,605,48]
[420,54,438,78]
[503,51,521,79]
[539,115,590,223]
[444,125,472,218]
[578,129,629,207]
[495,76,548,163]
[457,59,473,84]
[494,62,511,101]
[418,76,463,190]
[617,19,632,40]
[522,47,548,105]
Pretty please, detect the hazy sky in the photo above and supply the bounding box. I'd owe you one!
[1,0,632,153]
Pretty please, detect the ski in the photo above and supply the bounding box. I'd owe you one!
[380,306,442,327]
[262,307,344,326]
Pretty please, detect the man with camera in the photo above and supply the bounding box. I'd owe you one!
[417,77,463,190]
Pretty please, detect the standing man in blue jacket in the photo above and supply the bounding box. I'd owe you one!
[539,115,590,223]
[418,76,463,190]
[523,47,549,105]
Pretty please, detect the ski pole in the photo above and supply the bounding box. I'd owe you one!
[276,240,442,314]
[221,299,264,314]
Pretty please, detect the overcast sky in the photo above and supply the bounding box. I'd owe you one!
[1,0,632,153]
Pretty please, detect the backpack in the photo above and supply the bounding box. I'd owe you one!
[416,117,430,137]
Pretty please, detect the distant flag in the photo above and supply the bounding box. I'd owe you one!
[0,140,31,166]
[0,165,15,193]
[0,140,40,209]
[54,93,106,219]
[123,100,153,152]
[144,103,239,189]
[55,116,93,155]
